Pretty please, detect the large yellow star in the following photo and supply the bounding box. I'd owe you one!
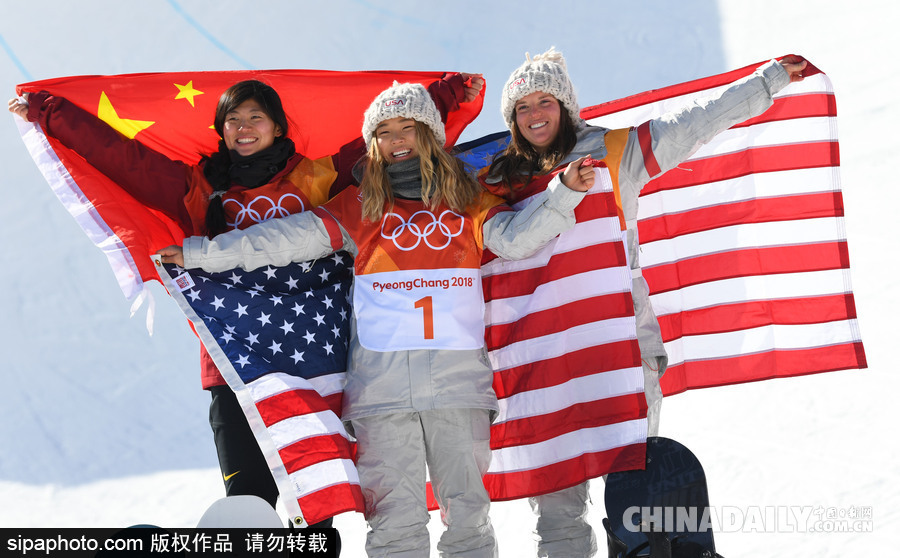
[174,80,204,107]
[97,92,154,139]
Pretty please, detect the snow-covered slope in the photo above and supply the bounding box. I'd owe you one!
[1,1,895,555]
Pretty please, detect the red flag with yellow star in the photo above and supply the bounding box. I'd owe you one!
[15,70,483,299]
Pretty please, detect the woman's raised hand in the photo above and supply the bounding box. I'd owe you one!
[780,55,808,82]
[157,245,185,267]
[561,156,595,192]
[8,93,28,119]
[460,73,485,103]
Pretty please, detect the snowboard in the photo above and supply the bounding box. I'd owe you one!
[196,495,285,528]
[603,436,722,558]
[196,496,341,556]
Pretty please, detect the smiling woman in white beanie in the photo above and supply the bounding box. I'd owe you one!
[362,81,447,148]
[500,47,584,130]
[481,47,808,557]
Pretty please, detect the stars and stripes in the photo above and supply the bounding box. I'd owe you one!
[480,168,648,499]
[173,253,351,383]
[154,252,362,526]
[581,58,866,394]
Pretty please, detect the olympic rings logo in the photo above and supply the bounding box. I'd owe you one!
[224,193,305,228]
[380,210,465,251]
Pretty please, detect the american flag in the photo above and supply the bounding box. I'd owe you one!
[153,253,363,526]
[457,147,648,500]
[454,56,866,500]
[582,58,866,394]
[488,170,647,498]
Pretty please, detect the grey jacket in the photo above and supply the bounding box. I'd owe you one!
[184,176,585,421]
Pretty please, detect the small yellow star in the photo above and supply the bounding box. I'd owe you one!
[174,80,204,107]
[97,92,154,139]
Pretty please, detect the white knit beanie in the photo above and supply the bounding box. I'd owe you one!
[362,82,445,148]
[500,47,583,129]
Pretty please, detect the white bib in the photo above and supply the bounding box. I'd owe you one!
[354,268,484,351]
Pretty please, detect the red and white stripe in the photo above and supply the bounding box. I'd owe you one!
[481,169,648,500]
[239,371,363,526]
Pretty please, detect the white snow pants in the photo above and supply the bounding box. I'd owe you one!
[642,356,664,438]
[350,408,497,558]
[531,357,664,557]
[530,482,597,558]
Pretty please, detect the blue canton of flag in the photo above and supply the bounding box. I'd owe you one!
[454,131,510,177]
[155,251,362,525]
[160,252,353,383]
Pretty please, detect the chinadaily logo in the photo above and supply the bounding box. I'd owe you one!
[622,505,874,534]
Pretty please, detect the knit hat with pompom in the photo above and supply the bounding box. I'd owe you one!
[362,81,445,148]
[500,47,583,129]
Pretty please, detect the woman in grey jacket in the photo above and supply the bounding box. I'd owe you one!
[482,48,807,557]
[160,81,593,558]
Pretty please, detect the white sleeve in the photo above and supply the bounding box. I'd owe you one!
[483,173,585,261]
[618,59,792,205]
[182,211,351,272]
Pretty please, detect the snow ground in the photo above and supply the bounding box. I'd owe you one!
[1,1,896,555]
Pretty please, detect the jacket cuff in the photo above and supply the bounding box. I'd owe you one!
[546,174,587,213]
[182,236,206,270]
[25,90,51,123]
[428,73,463,123]
[760,59,791,96]
[444,72,466,104]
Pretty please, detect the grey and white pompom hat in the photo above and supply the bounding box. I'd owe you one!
[500,47,584,129]
[362,81,445,148]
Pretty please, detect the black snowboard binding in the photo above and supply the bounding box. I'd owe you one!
[603,436,724,558]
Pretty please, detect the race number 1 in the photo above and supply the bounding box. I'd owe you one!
[414,296,434,339]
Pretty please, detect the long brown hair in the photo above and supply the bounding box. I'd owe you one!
[359,121,481,222]
[488,97,578,188]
